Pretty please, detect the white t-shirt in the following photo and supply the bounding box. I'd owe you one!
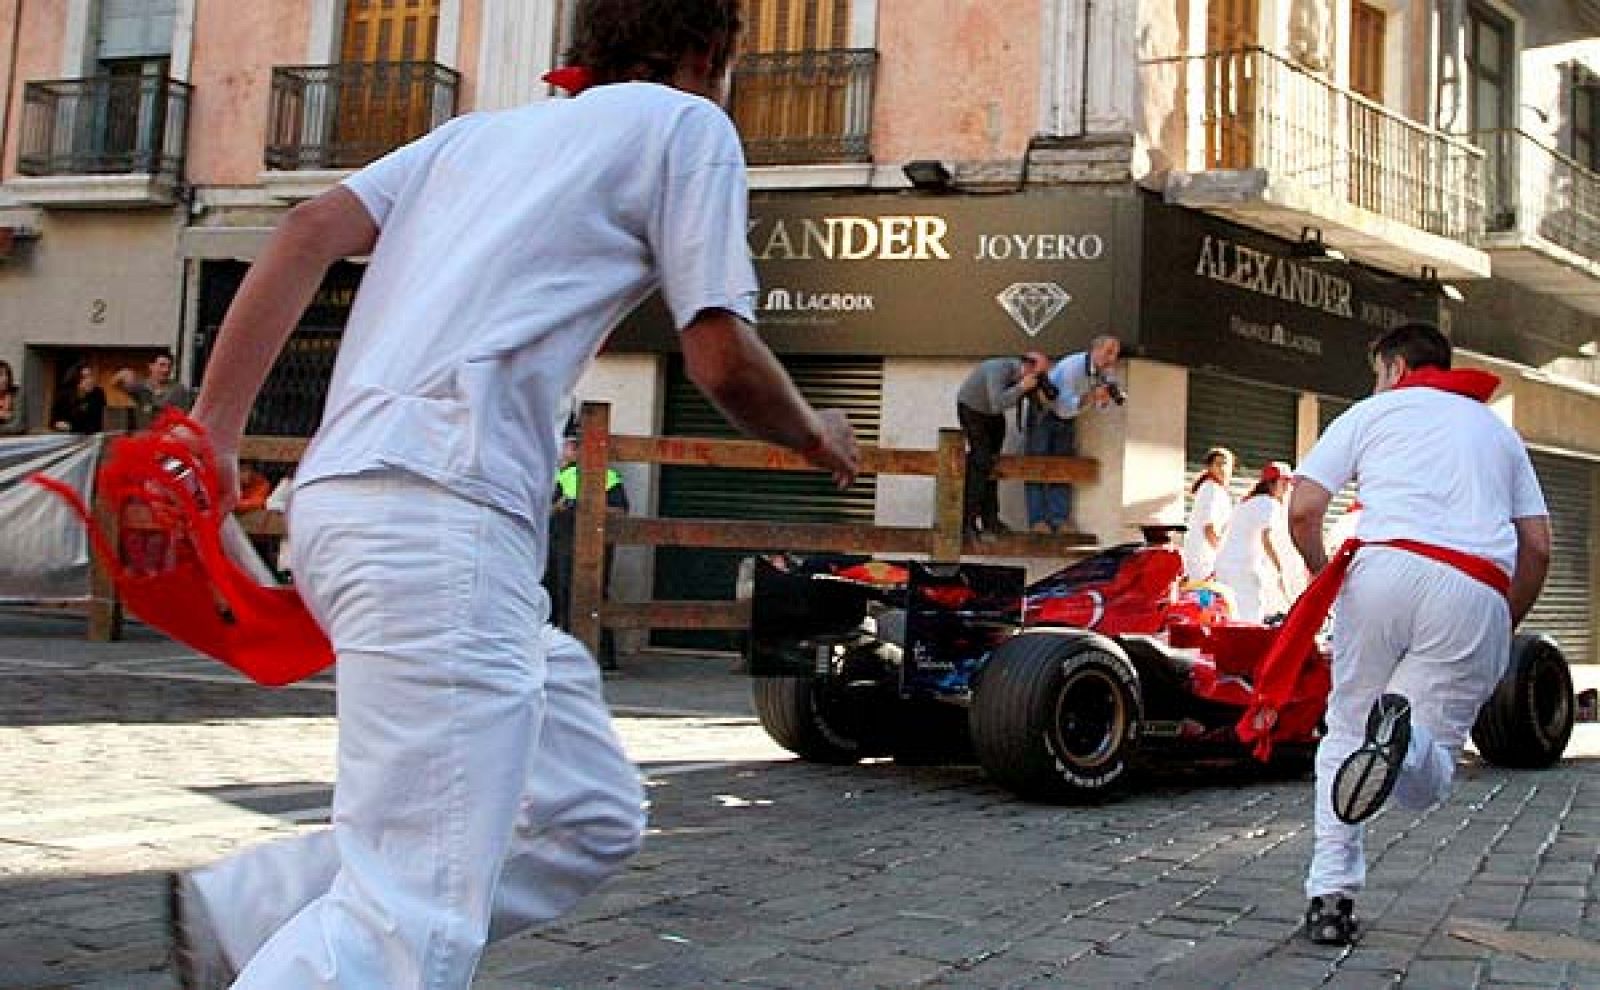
[1213,493,1280,585]
[1297,386,1548,573]
[1181,478,1232,578]
[296,83,759,527]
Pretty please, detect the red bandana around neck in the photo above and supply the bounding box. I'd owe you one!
[1391,366,1501,402]
[543,66,595,96]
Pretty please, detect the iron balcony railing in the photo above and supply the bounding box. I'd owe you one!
[1473,127,1600,263]
[1143,47,1485,242]
[265,61,460,171]
[18,75,191,179]
[729,48,877,165]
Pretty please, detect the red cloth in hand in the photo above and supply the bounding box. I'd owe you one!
[32,410,332,686]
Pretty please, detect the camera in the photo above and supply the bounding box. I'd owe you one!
[1104,380,1127,406]
[1035,376,1060,402]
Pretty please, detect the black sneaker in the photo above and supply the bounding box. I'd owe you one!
[1332,693,1412,825]
[1305,896,1360,945]
[169,871,236,990]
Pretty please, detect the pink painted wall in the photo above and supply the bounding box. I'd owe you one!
[872,0,1043,164]
[456,0,483,110]
[2,0,68,183]
[185,0,313,186]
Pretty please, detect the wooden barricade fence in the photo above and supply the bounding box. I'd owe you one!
[88,403,1102,659]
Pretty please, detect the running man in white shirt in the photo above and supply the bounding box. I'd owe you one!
[169,3,860,987]
[1182,446,1235,579]
[1287,323,1550,946]
[1211,461,1294,622]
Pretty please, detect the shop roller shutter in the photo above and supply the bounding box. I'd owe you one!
[1184,371,1299,506]
[1527,452,1593,665]
[652,356,883,648]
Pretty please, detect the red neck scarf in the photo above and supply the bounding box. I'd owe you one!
[1390,366,1501,402]
[543,66,595,96]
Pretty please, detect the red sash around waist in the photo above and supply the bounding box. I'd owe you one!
[1235,537,1510,760]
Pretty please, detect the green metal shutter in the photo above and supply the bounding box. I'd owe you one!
[1185,371,1299,504]
[1527,452,1594,665]
[657,356,882,523]
[652,356,884,648]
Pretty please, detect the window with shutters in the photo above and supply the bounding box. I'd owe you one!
[1348,3,1387,214]
[1203,0,1260,170]
[729,0,878,165]
[1570,67,1600,171]
[265,0,458,171]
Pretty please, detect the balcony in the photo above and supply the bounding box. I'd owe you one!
[1475,128,1600,316]
[7,75,191,207]
[261,61,459,200]
[730,49,877,170]
[1143,47,1490,278]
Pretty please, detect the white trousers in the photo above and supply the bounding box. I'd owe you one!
[1305,548,1509,899]
[191,472,646,988]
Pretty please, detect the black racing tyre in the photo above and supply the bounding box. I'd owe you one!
[970,631,1142,802]
[753,676,880,764]
[1472,634,1575,770]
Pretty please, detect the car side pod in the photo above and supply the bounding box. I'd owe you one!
[969,629,1143,803]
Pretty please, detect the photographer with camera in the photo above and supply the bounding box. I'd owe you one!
[1028,334,1123,534]
[955,350,1053,538]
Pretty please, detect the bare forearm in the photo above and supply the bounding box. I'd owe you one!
[687,321,822,451]
[1290,518,1326,575]
[1508,520,1552,628]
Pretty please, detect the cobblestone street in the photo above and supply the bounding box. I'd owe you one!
[2,614,1599,990]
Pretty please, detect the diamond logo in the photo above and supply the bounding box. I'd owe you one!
[996,282,1072,337]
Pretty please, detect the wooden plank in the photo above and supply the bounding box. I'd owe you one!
[611,517,935,555]
[569,402,611,659]
[86,486,123,642]
[601,600,751,631]
[606,433,1095,483]
[932,428,965,562]
[238,436,309,463]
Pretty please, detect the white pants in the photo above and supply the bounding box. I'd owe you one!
[191,472,646,988]
[1215,566,1268,623]
[1305,548,1509,899]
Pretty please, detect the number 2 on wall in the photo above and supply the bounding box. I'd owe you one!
[89,299,107,325]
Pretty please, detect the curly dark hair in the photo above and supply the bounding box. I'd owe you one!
[565,0,743,83]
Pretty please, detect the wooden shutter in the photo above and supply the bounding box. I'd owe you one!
[744,0,850,53]
[341,0,440,63]
[1204,0,1260,169]
[1350,3,1385,101]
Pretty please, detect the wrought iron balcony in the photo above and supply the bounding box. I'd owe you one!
[1144,47,1485,243]
[265,61,460,171]
[17,75,191,179]
[729,49,877,166]
[1474,128,1600,263]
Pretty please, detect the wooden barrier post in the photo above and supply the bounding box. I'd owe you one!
[933,428,966,562]
[86,484,123,642]
[570,402,611,660]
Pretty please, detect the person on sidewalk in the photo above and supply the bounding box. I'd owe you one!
[1181,446,1235,579]
[1284,323,1550,946]
[1211,460,1293,623]
[955,351,1050,537]
[1028,334,1122,534]
[169,2,860,987]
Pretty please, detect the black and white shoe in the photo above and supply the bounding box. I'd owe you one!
[1305,896,1360,945]
[1332,693,1412,825]
[169,871,237,990]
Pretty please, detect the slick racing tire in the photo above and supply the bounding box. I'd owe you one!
[1472,633,1575,770]
[970,630,1142,803]
[753,676,882,764]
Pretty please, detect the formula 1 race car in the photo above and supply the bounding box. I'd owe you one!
[744,527,1582,803]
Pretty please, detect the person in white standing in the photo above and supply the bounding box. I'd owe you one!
[1181,446,1235,579]
[1211,461,1294,622]
[168,2,861,987]
[1286,323,1550,946]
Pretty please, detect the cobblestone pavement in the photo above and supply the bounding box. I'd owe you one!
[2,611,1599,989]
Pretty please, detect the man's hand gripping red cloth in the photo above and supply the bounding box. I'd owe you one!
[31,410,333,686]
